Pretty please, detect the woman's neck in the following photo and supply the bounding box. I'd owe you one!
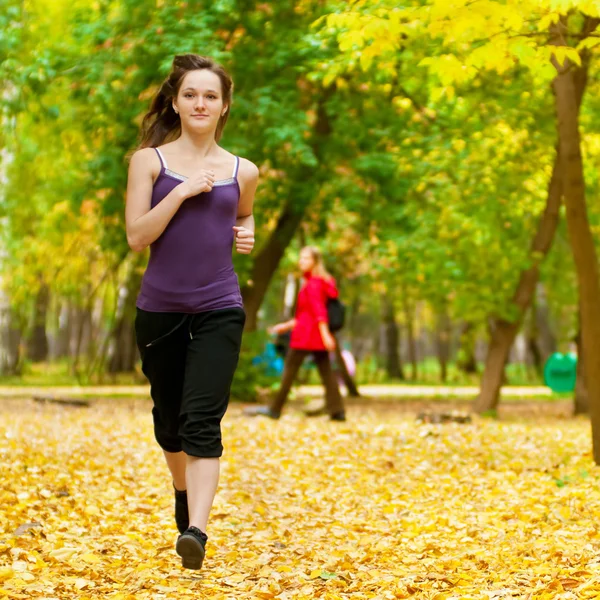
[176,131,219,158]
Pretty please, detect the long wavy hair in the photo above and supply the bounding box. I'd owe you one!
[303,246,333,281]
[137,54,233,149]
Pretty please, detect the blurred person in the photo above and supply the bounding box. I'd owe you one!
[125,54,258,571]
[244,247,346,421]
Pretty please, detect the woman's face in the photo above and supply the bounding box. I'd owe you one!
[298,249,316,274]
[173,69,226,134]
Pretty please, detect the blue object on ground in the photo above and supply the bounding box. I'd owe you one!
[252,343,284,376]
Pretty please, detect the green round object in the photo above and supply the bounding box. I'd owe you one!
[543,352,577,393]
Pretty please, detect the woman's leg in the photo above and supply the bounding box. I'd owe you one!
[178,309,245,536]
[313,351,346,418]
[269,349,307,415]
[164,451,190,536]
[186,457,220,532]
[134,309,190,532]
[244,349,307,417]
[164,451,187,491]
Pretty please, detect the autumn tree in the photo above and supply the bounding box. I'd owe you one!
[323,0,600,460]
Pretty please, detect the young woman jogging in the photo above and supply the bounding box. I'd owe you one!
[126,54,258,570]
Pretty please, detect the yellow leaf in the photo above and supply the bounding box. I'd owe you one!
[578,37,600,51]
[81,553,101,564]
[537,12,560,31]
[75,578,89,589]
[49,547,78,562]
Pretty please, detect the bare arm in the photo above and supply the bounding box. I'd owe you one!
[270,319,296,335]
[318,321,336,351]
[236,213,255,232]
[125,149,215,252]
[233,158,259,254]
[125,149,186,252]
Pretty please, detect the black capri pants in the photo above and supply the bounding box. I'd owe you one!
[134,307,245,458]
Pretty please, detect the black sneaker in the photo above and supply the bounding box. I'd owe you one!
[174,486,189,534]
[243,405,281,419]
[330,412,346,422]
[176,526,207,570]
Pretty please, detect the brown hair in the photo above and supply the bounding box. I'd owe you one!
[138,54,233,148]
[302,246,333,281]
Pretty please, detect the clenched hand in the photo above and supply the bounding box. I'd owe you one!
[233,226,255,254]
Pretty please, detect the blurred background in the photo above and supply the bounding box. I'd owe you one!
[0,1,598,413]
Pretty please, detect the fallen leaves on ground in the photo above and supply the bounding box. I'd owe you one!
[1,398,600,599]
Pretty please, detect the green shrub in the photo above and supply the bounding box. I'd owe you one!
[230,331,281,403]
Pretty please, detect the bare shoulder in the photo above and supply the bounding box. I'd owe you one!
[237,157,259,181]
[129,147,161,177]
[157,141,178,159]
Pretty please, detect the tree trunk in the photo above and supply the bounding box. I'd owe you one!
[242,198,307,331]
[108,319,137,374]
[535,283,557,361]
[5,325,23,375]
[54,302,73,359]
[436,307,451,383]
[457,321,478,374]
[551,17,600,461]
[241,91,333,331]
[473,46,591,413]
[26,284,50,362]
[475,156,562,412]
[402,291,418,381]
[0,283,22,375]
[71,303,93,376]
[107,268,142,374]
[474,321,513,414]
[526,304,544,377]
[0,309,23,375]
[347,294,362,357]
[574,328,588,415]
[381,293,405,380]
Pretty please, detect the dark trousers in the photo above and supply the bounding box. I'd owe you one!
[135,307,245,458]
[270,349,345,416]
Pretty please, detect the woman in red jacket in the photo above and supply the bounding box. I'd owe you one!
[245,246,346,421]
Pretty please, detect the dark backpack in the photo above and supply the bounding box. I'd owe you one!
[327,297,346,333]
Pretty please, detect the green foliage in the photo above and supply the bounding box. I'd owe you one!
[3,0,600,395]
[229,331,281,403]
[315,0,600,335]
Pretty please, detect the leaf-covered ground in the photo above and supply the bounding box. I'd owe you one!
[1,398,600,599]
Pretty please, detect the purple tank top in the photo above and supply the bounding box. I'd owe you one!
[136,148,244,313]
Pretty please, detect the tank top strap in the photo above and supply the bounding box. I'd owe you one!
[154,148,167,171]
[232,156,240,179]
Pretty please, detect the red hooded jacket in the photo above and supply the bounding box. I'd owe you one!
[289,273,338,351]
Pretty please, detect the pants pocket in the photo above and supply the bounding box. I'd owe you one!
[135,309,188,353]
